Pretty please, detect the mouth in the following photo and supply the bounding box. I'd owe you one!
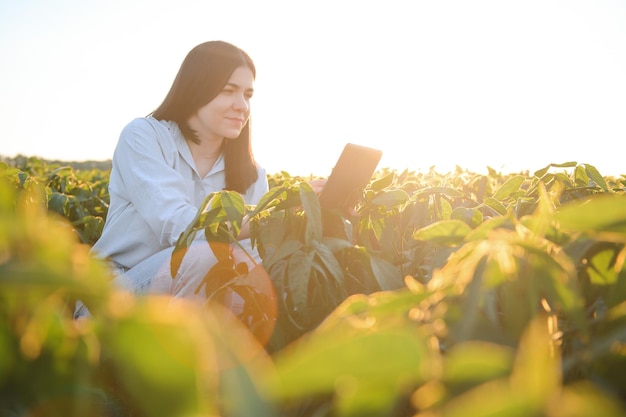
[226,117,245,125]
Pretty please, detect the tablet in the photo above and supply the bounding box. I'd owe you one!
[318,143,383,211]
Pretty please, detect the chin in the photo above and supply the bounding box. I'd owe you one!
[224,130,243,140]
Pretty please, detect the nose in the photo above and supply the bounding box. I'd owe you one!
[233,93,250,112]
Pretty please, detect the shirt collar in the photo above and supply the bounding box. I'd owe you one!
[211,153,225,174]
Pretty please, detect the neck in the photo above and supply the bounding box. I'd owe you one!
[187,141,223,178]
[187,137,223,159]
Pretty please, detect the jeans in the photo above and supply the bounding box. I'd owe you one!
[74,238,260,318]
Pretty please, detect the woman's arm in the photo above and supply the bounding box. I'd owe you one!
[111,119,200,247]
[237,215,251,240]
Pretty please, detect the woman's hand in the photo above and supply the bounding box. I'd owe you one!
[308,178,327,195]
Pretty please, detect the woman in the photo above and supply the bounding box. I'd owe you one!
[76,41,268,317]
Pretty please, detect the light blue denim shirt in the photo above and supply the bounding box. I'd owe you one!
[91,116,268,269]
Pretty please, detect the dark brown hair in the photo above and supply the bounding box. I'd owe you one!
[152,40,258,193]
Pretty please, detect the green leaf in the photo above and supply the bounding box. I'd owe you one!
[556,194,626,234]
[413,219,472,246]
[268,258,289,321]
[299,182,322,243]
[45,165,72,185]
[557,381,626,417]
[370,172,394,191]
[442,341,514,384]
[311,240,344,285]
[266,327,432,416]
[371,189,410,208]
[433,380,532,417]
[585,246,620,286]
[483,197,507,215]
[264,239,303,269]
[438,196,453,220]
[534,162,578,178]
[466,216,513,241]
[510,316,561,407]
[414,186,464,199]
[196,192,219,222]
[584,164,609,192]
[287,249,315,312]
[249,185,290,216]
[492,175,525,201]
[574,165,589,188]
[369,256,404,290]
[107,300,221,417]
[321,236,354,252]
[47,192,69,216]
[551,161,578,168]
[451,206,483,227]
[220,190,246,235]
[220,364,277,417]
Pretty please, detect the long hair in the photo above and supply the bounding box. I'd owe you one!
[152,40,259,193]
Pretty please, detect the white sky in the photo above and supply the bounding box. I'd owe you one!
[1,0,625,177]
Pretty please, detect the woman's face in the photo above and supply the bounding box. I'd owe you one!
[188,65,255,143]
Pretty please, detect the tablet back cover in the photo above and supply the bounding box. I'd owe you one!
[318,143,382,211]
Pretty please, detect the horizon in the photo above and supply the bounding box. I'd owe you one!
[3,151,623,180]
